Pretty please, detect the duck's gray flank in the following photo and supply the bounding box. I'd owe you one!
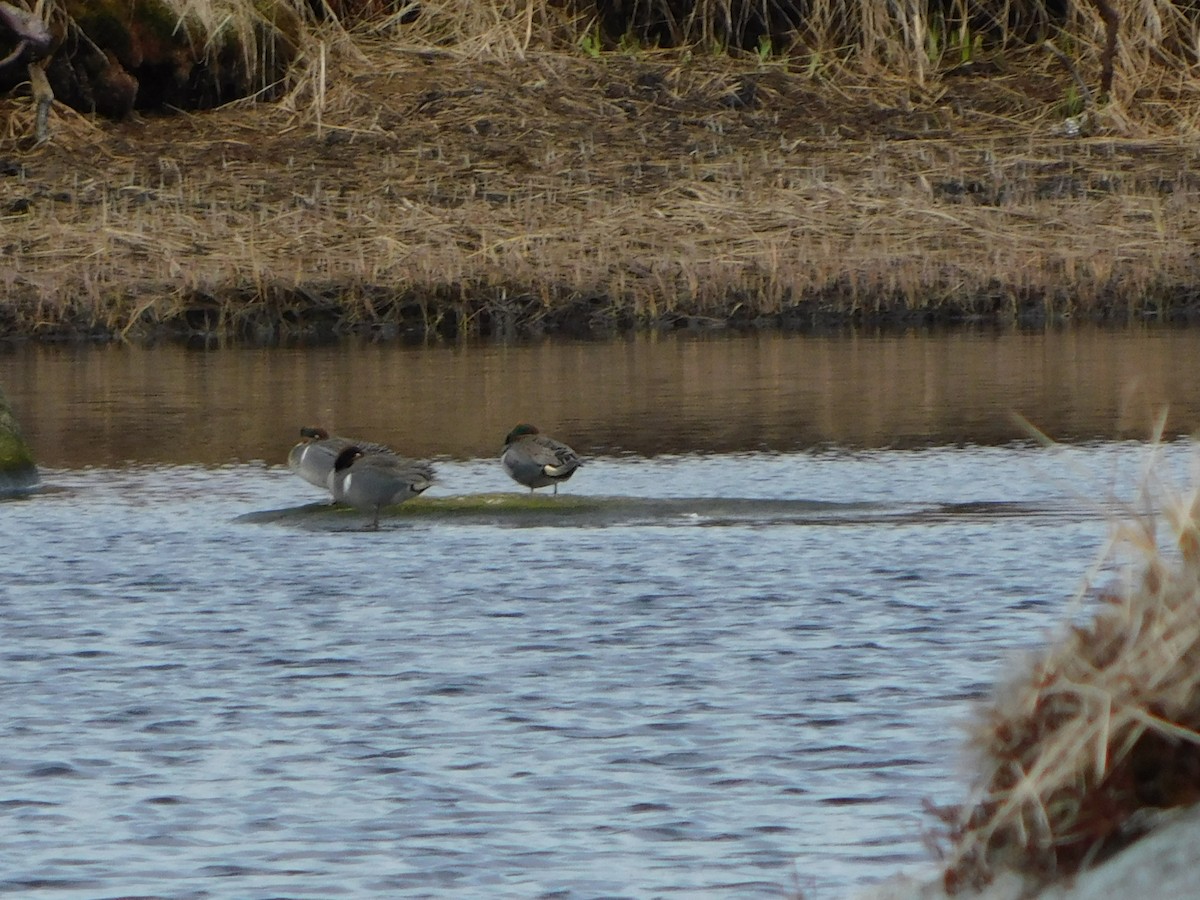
[328,445,436,528]
[287,426,393,491]
[501,424,581,494]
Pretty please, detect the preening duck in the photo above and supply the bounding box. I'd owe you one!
[501,424,581,494]
[328,445,436,528]
[287,426,394,491]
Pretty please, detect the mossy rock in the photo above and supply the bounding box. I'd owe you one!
[0,388,38,494]
[238,492,858,528]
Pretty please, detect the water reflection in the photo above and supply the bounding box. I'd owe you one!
[0,327,1195,467]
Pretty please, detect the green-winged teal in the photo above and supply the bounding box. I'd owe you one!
[329,445,436,528]
[288,426,393,491]
[501,424,580,494]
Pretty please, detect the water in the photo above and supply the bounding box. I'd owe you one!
[4,326,1200,466]
[1,330,1196,898]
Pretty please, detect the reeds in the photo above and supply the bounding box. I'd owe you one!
[938,435,1200,891]
[5,0,1200,337]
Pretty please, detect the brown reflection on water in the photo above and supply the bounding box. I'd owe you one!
[0,328,1196,467]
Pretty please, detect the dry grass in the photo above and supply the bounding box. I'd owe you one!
[938,430,1200,891]
[4,1,1200,338]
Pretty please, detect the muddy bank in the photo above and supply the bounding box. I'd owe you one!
[3,42,1200,341]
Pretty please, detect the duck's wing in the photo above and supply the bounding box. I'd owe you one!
[289,438,349,488]
[351,438,396,456]
[537,436,580,467]
[529,436,580,477]
[359,453,437,486]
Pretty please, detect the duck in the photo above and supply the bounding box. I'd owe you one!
[287,426,394,491]
[328,445,436,528]
[501,424,581,494]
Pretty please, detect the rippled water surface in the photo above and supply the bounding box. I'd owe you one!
[1,330,1196,898]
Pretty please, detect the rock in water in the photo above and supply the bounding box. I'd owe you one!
[0,387,38,494]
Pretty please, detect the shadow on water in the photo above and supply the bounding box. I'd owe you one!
[0,483,64,501]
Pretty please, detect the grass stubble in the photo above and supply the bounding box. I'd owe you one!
[2,0,1200,339]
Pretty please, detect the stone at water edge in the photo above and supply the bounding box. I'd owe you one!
[852,804,1200,899]
[0,387,38,493]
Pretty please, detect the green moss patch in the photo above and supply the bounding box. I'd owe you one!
[0,390,38,493]
[237,492,875,528]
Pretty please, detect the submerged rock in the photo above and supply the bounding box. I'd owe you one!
[0,386,38,494]
[856,805,1200,899]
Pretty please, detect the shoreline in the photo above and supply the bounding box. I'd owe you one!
[2,297,1196,345]
[7,265,1200,344]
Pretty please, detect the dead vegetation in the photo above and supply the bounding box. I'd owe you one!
[2,0,1200,339]
[937,428,1200,891]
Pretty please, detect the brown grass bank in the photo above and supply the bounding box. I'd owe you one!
[927,432,1200,894]
[4,3,1200,340]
